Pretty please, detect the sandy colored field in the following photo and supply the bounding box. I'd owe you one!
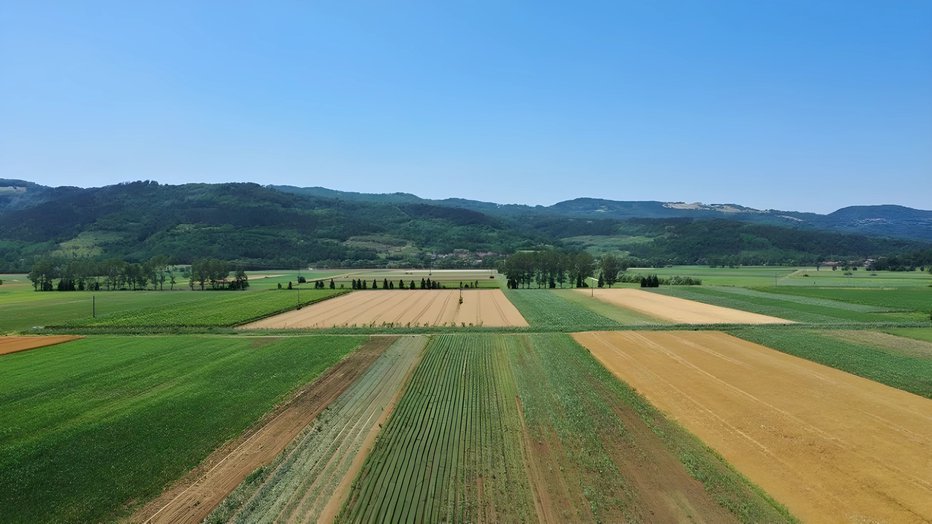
[132,336,395,524]
[0,335,81,356]
[242,289,528,328]
[580,288,790,324]
[575,331,932,523]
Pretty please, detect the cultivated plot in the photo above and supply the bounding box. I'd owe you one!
[575,331,932,523]
[242,289,528,329]
[581,288,790,324]
[0,335,80,356]
[209,336,427,524]
[136,336,390,524]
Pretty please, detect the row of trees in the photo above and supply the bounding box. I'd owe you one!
[27,256,247,291]
[28,256,178,292]
[349,277,447,290]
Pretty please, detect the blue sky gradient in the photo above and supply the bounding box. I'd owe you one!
[1,1,930,212]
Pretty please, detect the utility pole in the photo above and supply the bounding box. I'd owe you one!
[92,295,96,318]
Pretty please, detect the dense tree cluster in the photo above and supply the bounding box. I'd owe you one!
[501,249,597,289]
[189,258,248,290]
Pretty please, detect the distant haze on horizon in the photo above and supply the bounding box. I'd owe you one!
[2,1,930,214]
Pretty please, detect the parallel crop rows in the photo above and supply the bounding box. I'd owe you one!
[209,336,428,523]
[338,335,534,522]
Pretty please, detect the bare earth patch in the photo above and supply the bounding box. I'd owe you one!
[130,336,395,524]
[0,335,82,356]
[575,331,932,523]
[579,288,790,324]
[241,289,528,328]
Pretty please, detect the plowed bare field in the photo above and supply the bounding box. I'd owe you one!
[242,289,528,328]
[575,331,932,523]
[580,288,789,324]
[0,335,81,356]
[133,336,395,524]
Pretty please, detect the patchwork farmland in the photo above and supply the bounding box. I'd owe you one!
[2,266,930,523]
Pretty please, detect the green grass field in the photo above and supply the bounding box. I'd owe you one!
[0,273,347,332]
[62,289,345,328]
[624,266,931,288]
[729,327,932,398]
[505,289,659,330]
[0,335,363,523]
[764,286,932,314]
[886,327,932,343]
[650,286,923,323]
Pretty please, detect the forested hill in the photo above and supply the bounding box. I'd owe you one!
[0,179,928,272]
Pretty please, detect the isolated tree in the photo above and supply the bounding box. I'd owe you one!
[330,278,335,289]
[600,254,622,288]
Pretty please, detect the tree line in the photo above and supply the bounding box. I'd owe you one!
[501,249,609,289]
[27,256,248,291]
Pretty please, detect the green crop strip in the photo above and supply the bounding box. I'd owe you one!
[338,335,535,522]
[58,289,346,328]
[0,335,362,523]
[729,327,932,398]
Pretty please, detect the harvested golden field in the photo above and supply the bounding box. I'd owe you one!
[242,289,528,328]
[580,288,790,324]
[575,331,932,523]
[0,335,81,356]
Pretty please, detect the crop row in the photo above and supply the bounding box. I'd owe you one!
[338,335,534,522]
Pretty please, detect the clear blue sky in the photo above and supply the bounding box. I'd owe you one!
[1,1,930,213]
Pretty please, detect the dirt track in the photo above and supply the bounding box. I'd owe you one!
[575,331,932,523]
[131,336,395,524]
[0,335,81,356]
[242,289,528,328]
[580,288,790,324]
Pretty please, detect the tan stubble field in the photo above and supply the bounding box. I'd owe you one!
[579,288,790,324]
[574,330,932,523]
[242,289,528,328]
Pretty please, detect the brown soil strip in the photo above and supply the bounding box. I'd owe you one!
[0,335,82,356]
[241,289,528,328]
[514,396,559,524]
[576,330,932,523]
[129,336,396,524]
[315,337,427,522]
[832,330,932,359]
[579,288,790,324]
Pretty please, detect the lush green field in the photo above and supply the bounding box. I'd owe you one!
[729,327,932,398]
[0,335,363,523]
[62,289,345,328]
[651,286,922,323]
[505,289,646,330]
[886,327,932,343]
[339,334,535,522]
[765,286,932,314]
[0,273,345,332]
